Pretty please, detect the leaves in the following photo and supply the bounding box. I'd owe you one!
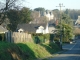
[55,13,73,42]
[34,7,45,12]
[7,7,32,31]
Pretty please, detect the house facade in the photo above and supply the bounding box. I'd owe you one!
[75,16,80,28]
[75,16,80,25]
[40,10,54,21]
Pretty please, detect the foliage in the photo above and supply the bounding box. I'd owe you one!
[19,7,32,23]
[43,34,50,40]
[52,9,60,18]
[34,7,45,12]
[61,13,73,27]
[59,24,73,42]
[7,7,32,31]
[55,13,73,43]
[0,13,8,25]
[7,9,20,31]
[0,34,5,41]
[49,42,61,50]
[52,9,80,20]
[62,24,73,42]
[0,0,26,25]
[53,37,60,42]
[0,0,32,31]
[0,0,26,10]
[32,33,50,44]
[61,13,73,41]
[64,9,80,19]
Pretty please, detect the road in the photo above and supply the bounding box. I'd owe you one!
[49,39,80,60]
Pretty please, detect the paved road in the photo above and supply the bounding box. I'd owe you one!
[49,39,80,60]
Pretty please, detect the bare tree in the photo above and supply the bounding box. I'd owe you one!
[0,0,27,11]
[0,0,26,25]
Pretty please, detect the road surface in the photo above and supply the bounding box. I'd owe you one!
[49,39,80,60]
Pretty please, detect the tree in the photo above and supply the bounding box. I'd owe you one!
[61,13,73,26]
[0,0,32,31]
[64,9,69,14]
[0,0,26,25]
[19,7,32,23]
[7,7,32,31]
[34,7,45,12]
[52,9,60,17]
[64,9,80,20]
[55,13,73,42]
[0,0,26,11]
[62,24,73,42]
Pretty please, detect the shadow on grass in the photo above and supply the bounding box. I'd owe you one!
[17,43,37,60]
[40,43,61,54]
[0,42,37,60]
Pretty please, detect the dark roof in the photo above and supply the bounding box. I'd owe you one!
[49,23,55,27]
[17,24,46,33]
[48,20,56,27]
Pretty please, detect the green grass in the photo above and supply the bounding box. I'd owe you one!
[17,42,61,59]
[0,42,61,60]
[0,42,18,60]
[17,43,52,59]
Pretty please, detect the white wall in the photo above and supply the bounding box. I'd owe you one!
[36,26,44,33]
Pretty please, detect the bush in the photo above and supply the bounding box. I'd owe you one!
[0,34,5,41]
[54,37,59,42]
[49,42,61,50]
[32,33,50,44]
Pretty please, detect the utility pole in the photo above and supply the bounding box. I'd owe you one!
[56,3,65,50]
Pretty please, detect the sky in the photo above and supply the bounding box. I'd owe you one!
[24,0,80,10]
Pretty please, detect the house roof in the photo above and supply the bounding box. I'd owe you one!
[0,25,8,33]
[17,23,46,33]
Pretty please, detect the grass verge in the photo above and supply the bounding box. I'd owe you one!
[0,42,61,60]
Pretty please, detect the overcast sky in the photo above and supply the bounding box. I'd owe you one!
[23,0,80,10]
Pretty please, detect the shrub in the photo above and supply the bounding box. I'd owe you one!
[49,42,61,50]
[32,33,50,44]
[53,37,59,42]
[0,34,5,41]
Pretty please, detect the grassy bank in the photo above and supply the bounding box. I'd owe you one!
[0,42,61,60]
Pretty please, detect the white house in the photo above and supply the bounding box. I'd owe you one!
[40,10,54,21]
[75,16,80,25]
[17,23,47,34]
[36,26,44,33]
[17,22,56,34]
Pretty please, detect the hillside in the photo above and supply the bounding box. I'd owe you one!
[0,42,61,60]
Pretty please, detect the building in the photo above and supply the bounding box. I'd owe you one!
[40,10,54,21]
[17,23,48,34]
[75,16,80,25]
[16,22,56,34]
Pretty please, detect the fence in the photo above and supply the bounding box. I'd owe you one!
[5,32,33,43]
